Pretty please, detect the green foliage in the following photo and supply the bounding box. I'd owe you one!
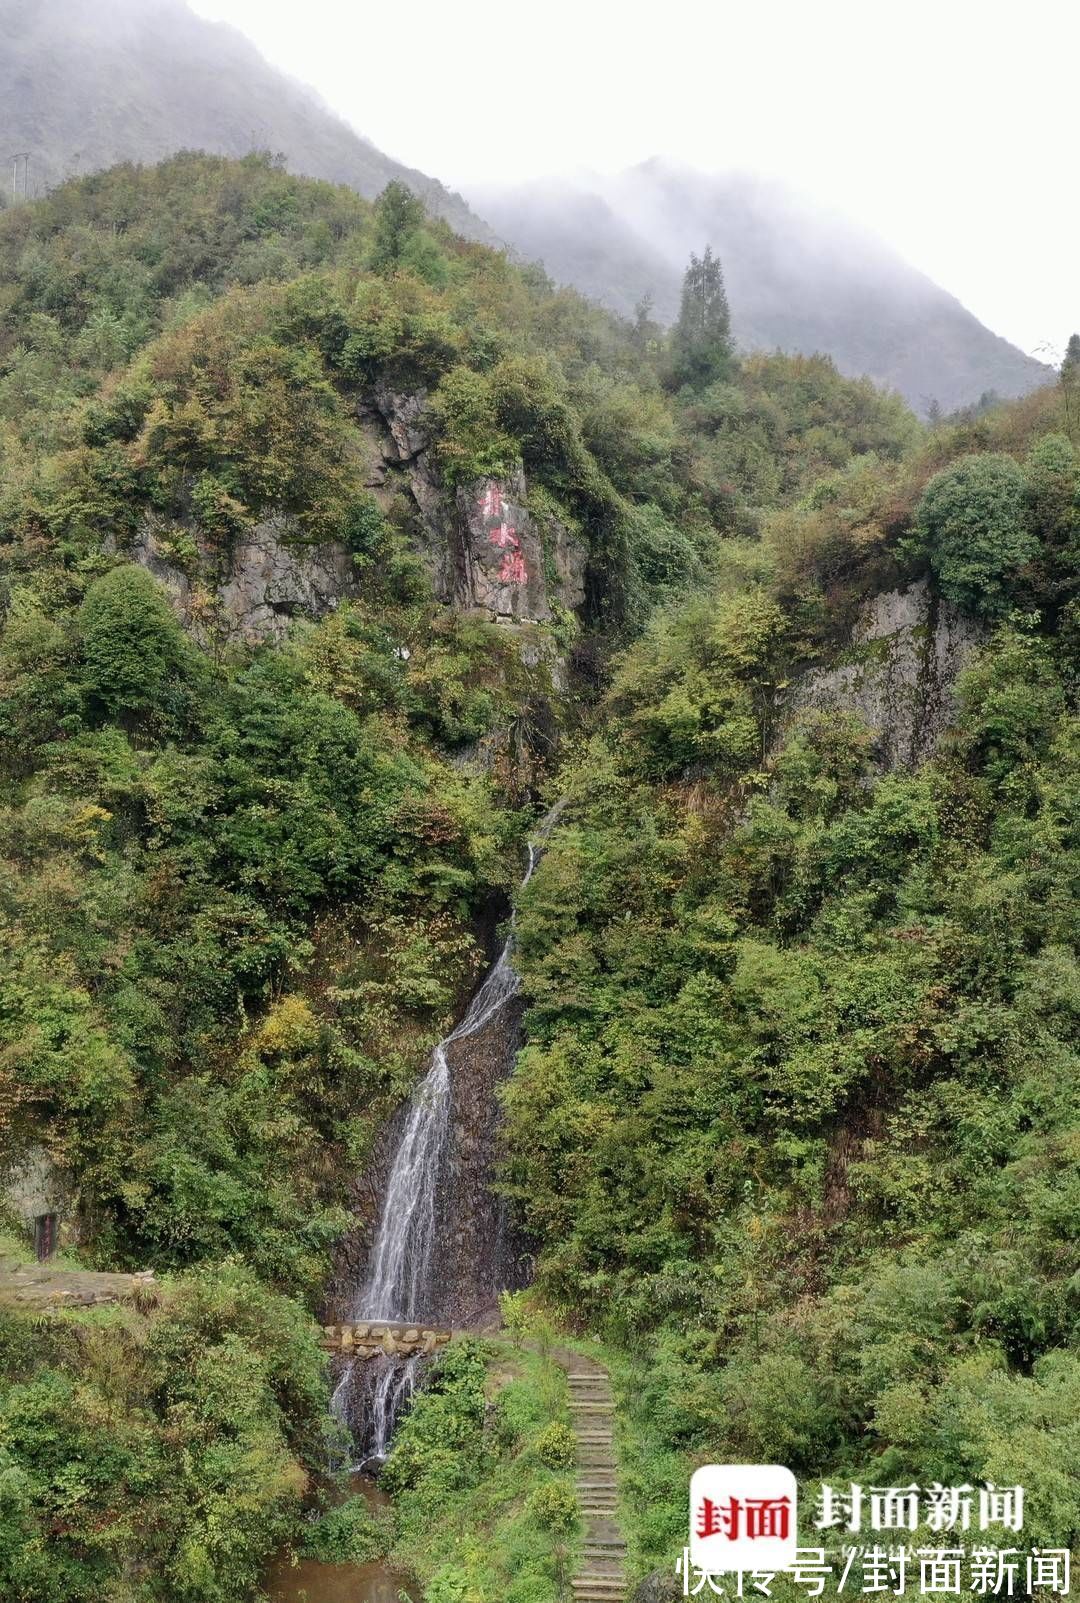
[368,182,428,274]
[387,1340,578,1603]
[503,526,1080,1578]
[3,147,1078,1602]
[671,246,734,390]
[532,1421,577,1470]
[0,1265,327,1603]
[300,1496,389,1563]
[78,564,194,723]
[607,587,788,778]
[914,452,1036,616]
[526,1479,578,1533]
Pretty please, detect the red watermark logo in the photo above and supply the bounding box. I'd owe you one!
[691,1466,799,1573]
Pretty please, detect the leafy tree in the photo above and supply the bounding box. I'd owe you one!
[1024,433,1080,616]
[671,245,735,389]
[78,564,192,723]
[914,452,1036,616]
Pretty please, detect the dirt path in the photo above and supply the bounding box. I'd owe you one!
[0,1255,156,1309]
[553,1348,628,1603]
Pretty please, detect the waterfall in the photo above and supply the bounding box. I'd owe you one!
[338,808,562,1468]
[358,914,532,1324]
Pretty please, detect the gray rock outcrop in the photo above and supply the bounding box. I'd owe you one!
[780,579,984,769]
[364,387,587,626]
[451,469,586,624]
[128,513,356,647]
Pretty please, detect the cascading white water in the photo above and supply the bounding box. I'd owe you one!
[358,928,530,1324]
[337,810,561,1467]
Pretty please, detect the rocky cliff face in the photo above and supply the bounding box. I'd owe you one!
[125,385,587,649]
[780,579,984,769]
[363,383,587,627]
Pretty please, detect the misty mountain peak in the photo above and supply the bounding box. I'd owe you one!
[472,161,1048,413]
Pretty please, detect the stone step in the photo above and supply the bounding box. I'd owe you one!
[569,1402,613,1412]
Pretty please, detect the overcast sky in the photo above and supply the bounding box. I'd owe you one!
[190,0,1077,360]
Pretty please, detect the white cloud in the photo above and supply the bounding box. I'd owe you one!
[188,0,1079,358]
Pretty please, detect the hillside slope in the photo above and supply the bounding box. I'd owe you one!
[0,150,942,1596]
[0,0,494,241]
[475,161,1051,414]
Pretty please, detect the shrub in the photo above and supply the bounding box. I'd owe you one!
[526,1480,579,1534]
[300,1496,388,1563]
[533,1421,577,1470]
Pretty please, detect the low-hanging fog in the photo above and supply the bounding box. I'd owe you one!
[185,0,1078,365]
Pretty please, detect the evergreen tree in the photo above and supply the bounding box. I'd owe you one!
[671,245,734,388]
[368,180,426,273]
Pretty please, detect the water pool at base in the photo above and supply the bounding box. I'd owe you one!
[262,1476,418,1603]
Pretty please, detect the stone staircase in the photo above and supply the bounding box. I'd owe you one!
[561,1353,628,1603]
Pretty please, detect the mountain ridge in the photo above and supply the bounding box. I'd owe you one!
[0,0,496,243]
[471,160,1051,413]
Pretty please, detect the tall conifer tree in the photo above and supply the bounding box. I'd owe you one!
[672,245,734,388]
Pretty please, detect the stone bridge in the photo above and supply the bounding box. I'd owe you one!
[321,1320,453,1358]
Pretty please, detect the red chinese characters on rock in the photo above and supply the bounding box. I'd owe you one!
[696,1495,792,1544]
[499,551,528,584]
[480,483,527,587]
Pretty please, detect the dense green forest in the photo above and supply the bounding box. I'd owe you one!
[0,153,1076,1600]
